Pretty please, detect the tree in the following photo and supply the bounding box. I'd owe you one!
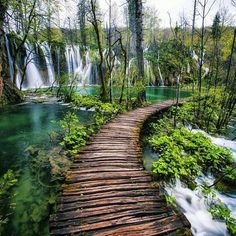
[78,0,87,49]
[128,0,145,102]
[211,12,221,87]
[195,0,216,116]
[10,0,38,86]
[87,0,107,101]
[191,0,197,49]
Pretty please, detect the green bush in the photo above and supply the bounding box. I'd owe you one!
[60,112,91,155]
[148,119,233,184]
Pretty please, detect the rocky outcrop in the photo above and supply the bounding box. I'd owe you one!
[0,4,23,106]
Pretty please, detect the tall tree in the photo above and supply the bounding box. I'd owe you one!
[191,0,197,49]
[87,0,107,101]
[195,0,216,116]
[211,12,221,87]
[128,0,145,102]
[78,0,87,49]
[11,0,37,86]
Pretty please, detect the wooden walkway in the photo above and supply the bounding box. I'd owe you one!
[50,100,191,236]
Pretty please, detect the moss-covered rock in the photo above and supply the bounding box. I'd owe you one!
[0,79,24,106]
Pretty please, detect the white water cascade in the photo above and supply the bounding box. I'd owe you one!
[4,35,14,81]
[25,42,44,89]
[65,45,93,85]
[144,59,155,86]
[166,181,228,236]
[40,42,56,86]
[5,36,96,89]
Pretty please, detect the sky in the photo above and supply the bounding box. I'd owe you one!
[60,0,236,28]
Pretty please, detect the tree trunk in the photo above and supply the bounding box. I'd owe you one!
[128,0,146,103]
[191,0,197,49]
[90,0,107,101]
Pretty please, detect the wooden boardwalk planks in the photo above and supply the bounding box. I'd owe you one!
[50,100,191,236]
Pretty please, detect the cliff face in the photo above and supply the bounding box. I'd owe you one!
[0,33,23,106]
[0,2,23,106]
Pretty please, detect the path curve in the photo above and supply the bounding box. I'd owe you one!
[50,100,191,235]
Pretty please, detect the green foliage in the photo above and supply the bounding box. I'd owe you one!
[212,13,221,40]
[37,28,65,45]
[60,112,91,155]
[60,95,122,155]
[171,90,235,134]
[71,94,122,128]
[165,195,177,208]
[0,170,18,234]
[208,204,236,235]
[147,117,233,184]
[145,39,191,85]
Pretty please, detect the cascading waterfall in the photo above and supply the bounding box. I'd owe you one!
[82,51,92,85]
[4,35,14,81]
[40,42,56,86]
[144,59,155,86]
[157,50,164,86]
[157,65,164,86]
[25,42,44,89]
[5,36,96,89]
[65,45,93,85]
[65,45,76,75]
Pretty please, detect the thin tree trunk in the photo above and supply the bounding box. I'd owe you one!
[90,0,107,101]
[191,0,197,49]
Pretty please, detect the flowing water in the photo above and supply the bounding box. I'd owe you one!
[25,43,45,89]
[143,128,236,236]
[40,42,56,86]
[5,37,95,90]
[65,45,93,85]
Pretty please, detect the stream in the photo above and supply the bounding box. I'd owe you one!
[143,127,236,236]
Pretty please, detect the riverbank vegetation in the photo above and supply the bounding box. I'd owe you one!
[142,105,236,235]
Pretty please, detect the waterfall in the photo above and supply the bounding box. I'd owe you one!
[40,42,56,86]
[5,36,96,89]
[82,51,92,85]
[25,42,44,89]
[4,35,14,81]
[5,36,43,89]
[65,45,77,75]
[157,64,164,86]
[65,45,93,86]
[144,60,155,86]
[157,50,164,86]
